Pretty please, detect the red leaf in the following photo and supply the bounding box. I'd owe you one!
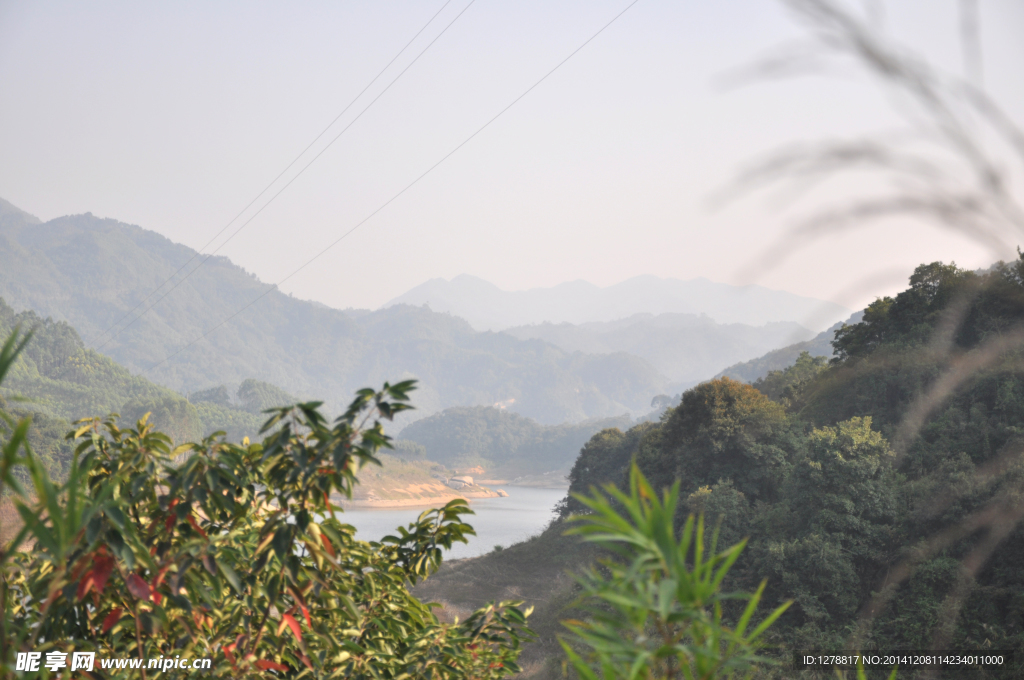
[126,574,152,601]
[92,554,115,594]
[255,660,288,672]
[187,514,208,539]
[282,613,302,643]
[77,569,97,601]
[300,654,313,671]
[320,534,336,559]
[223,643,237,669]
[102,607,123,633]
[69,555,92,584]
[153,565,170,588]
[77,552,115,601]
[300,603,311,629]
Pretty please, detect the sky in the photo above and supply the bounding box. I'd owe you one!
[1,0,1022,312]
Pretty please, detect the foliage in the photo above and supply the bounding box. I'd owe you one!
[190,402,264,445]
[560,464,790,680]
[0,400,74,491]
[640,379,792,503]
[750,351,827,406]
[715,322,841,386]
[0,299,291,473]
[390,438,428,458]
[559,423,659,519]
[189,385,232,407]
[399,405,633,477]
[1,366,533,679]
[0,299,178,425]
[556,259,1024,675]
[237,379,299,415]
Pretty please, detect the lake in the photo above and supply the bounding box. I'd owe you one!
[336,486,566,560]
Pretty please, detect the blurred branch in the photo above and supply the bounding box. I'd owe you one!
[719,0,1024,282]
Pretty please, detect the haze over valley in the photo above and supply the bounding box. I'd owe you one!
[3,1,1021,676]
[0,197,842,426]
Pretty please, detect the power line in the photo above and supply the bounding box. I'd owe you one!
[92,0,460,350]
[144,0,644,376]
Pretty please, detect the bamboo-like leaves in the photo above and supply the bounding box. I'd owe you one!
[562,463,792,679]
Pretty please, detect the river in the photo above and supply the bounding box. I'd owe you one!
[336,486,567,560]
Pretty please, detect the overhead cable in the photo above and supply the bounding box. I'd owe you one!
[93,0,463,350]
[144,0,644,376]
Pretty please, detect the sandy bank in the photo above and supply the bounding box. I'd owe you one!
[334,481,502,509]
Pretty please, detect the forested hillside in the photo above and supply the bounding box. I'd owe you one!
[0,299,270,448]
[504,313,814,384]
[398,405,632,477]
[421,259,1024,677]
[0,199,668,423]
[570,259,1024,658]
[715,313,862,383]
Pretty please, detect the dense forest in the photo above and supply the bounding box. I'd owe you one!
[0,299,287,479]
[419,259,1024,678]
[578,259,1024,656]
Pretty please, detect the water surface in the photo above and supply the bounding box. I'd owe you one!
[337,486,565,560]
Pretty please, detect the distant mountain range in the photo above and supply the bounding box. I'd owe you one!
[385,274,850,332]
[502,314,815,385]
[716,311,864,383]
[0,198,667,424]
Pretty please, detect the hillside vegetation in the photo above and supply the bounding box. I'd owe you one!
[0,302,604,502]
[715,314,861,383]
[419,259,1024,679]
[398,405,632,478]
[0,299,278,458]
[0,199,669,424]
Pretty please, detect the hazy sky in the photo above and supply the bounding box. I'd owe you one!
[1,0,1022,312]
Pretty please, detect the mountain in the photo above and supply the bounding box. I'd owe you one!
[715,311,864,383]
[397,405,633,478]
[385,274,850,332]
[502,313,815,385]
[0,199,667,424]
[0,298,268,449]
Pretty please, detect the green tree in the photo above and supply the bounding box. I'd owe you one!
[641,379,791,502]
[1,352,533,678]
[751,351,827,406]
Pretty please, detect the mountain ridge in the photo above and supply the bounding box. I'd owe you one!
[386,273,850,332]
[503,313,816,384]
[0,199,669,424]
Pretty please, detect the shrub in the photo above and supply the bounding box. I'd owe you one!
[0,327,533,679]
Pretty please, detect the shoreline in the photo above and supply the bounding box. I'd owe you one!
[334,487,502,509]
